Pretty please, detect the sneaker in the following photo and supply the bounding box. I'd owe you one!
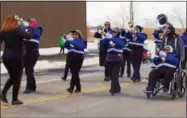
[74,89,81,93]
[119,74,123,78]
[104,77,110,81]
[67,88,73,94]
[163,88,169,93]
[23,89,36,94]
[61,77,67,81]
[0,92,8,103]
[12,99,23,105]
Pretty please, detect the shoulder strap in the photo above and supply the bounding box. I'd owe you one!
[165,38,168,47]
[174,37,178,51]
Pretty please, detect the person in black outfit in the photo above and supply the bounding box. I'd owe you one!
[23,18,43,93]
[64,30,87,93]
[0,14,33,105]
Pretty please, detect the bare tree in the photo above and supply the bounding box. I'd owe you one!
[170,7,185,29]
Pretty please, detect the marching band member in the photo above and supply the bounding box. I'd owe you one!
[100,27,125,95]
[0,14,34,105]
[64,30,86,94]
[61,33,73,81]
[23,18,43,94]
[145,46,180,93]
[94,21,113,81]
[153,29,164,55]
[119,29,132,78]
[130,25,147,82]
[181,29,187,69]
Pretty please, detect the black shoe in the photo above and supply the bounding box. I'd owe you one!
[74,89,81,93]
[61,77,67,81]
[127,74,131,78]
[119,74,123,78]
[67,88,73,94]
[109,90,120,96]
[12,99,23,105]
[104,77,110,81]
[163,88,169,93]
[0,92,8,103]
[23,89,36,94]
[144,87,153,93]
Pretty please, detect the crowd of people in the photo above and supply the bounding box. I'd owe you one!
[0,13,186,105]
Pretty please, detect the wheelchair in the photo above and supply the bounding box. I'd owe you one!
[144,63,187,100]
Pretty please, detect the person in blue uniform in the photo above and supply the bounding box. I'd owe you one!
[119,29,132,78]
[145,46,180,93]
[153,29,164,55]
[64,30,86,94]
[100,27,125,95]
[94,22,113,81]
[23,18,43,93]
[0,14,34,105]
[129,25,147,82]
[181,29,187,69]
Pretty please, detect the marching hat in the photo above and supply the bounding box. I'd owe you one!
[112,27,120,32]
[71,30,84,39]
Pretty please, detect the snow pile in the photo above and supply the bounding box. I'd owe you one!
[1,57,99,74]
[0,42,98,56]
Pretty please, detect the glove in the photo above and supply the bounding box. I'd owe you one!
[105,33,113,39]
[110,41,115,47]
[159,50,167,57]
[66,34,74,41]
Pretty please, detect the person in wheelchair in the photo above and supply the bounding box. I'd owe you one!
[145,45,180,93]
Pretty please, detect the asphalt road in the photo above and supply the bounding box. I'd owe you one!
[1,64,186,117]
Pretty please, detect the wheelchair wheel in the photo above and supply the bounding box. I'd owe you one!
[177,71,187,98]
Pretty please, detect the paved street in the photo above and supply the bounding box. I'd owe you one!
[1,64,186,117]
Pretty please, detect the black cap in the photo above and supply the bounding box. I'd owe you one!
[135,25,143,32]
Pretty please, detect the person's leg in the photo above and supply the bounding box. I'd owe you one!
[74,55,84,92]
[126,51,131,77]
[119,51,126,77]
[146,69,160,92]
[24,51,39,93]
[61,61,69,81]
[110,61,121,94]
[67,53,75,93]
[12,58,24,105]
[1,57,14,103]
[163,68,176,92]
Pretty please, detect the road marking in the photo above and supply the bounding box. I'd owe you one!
[1,82,132,109]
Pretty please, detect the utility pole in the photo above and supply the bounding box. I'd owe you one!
[130,0,134,23]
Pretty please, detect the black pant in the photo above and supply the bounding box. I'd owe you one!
[106,61,121,93]
[99,47,107,66]
[60,46,65,55]
[182,47,187,69]
[68,52,84,91]
[120,50,131,76]
[24,50,39,90]
[63,58,69,79]
[131,46,143,81]
[2,56,23,101]
[147,67,176,90]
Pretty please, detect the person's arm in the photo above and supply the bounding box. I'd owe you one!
[18,27,34,40]
[176,36,185,62]
[0,31,3,45]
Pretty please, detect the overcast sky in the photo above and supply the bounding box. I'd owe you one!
[86,2,186,28]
